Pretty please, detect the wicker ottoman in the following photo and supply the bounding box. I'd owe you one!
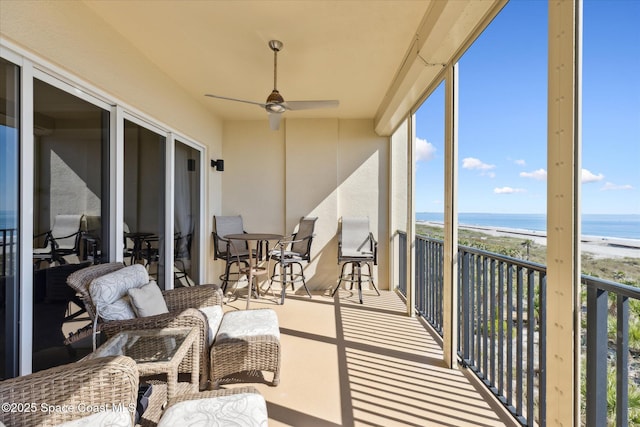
[158,387,268,426]
[210,308,281,386]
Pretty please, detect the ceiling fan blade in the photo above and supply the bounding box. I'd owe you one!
[284,100,339,111]
[205,94,266,108]
[269,112,282,130]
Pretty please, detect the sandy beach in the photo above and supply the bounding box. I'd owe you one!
[418,221,640,259]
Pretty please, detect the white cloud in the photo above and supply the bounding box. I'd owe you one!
[415,137,436,162]
[515,168,608,184]
[520,168,547,181]
[494,187,526,194]
[462,157,495,173]
[582,169,604,183]
[515,159,526,166]
[601,182,634,191]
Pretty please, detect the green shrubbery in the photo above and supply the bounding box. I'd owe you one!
[416,223,639,285]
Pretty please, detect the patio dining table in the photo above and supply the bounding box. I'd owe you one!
[124,231,156,264]
[224,233,282,308]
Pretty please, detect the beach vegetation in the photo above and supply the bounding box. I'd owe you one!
[416,223,639,285]
[606,365,640,426]
[579,358,640,426]
[628,319,640,353]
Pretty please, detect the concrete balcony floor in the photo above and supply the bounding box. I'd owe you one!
[220,285,516,427]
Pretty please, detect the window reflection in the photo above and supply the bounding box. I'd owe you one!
[0,57,20,379]
[32,78,110,372]
[124,120,166,288]
[174,141,200,287]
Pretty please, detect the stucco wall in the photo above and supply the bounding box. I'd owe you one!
[0,1,221,143]
[221,118,389,291]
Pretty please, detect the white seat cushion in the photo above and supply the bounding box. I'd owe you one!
[157,393,268,427]
[53,410,131,426]
[198,305,224,346]
[215,309,280,342]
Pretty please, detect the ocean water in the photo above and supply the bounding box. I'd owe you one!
[416,212,640,240]
[0,211,17,231]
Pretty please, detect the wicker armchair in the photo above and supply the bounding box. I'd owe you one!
[0,355,139,427]
[0,356,269,427]
[66,262,224,387]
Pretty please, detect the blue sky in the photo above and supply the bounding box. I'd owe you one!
[0,126,18,215]
[414,0,640,215]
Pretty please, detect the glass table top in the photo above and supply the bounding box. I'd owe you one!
[93,328,191,363]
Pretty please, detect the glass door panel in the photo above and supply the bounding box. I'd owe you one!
[174,141,200,287]
[32,78,110,371]
[0,57,20,379]
[123,119,166,288]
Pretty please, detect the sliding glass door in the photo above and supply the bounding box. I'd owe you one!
[174,140,201,287]
[0,57,20,379]
[31,77,110,372]
[123,119,166,288]
[0,46,206,376]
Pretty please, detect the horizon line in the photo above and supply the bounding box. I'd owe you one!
[416,211,640,216]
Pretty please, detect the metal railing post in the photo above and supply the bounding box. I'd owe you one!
[585,287,608,427]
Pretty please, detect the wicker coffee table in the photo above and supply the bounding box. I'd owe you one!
[88,327,199,402]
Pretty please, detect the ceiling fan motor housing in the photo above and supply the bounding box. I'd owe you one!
[266,89,286,113]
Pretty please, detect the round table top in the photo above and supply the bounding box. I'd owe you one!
[224,233,283,241]
[124,232,155,238]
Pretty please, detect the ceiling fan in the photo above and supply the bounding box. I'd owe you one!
[205,40,339,130]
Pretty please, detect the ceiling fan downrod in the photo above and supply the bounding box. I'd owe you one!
[266,40,285,112]
[269,40,283,91]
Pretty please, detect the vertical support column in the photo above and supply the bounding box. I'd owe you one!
[19,59,34,375]
[166,133,176,290]
[112,106,124,262]
[546,0,581,425]
[406,115,416,317]
[443,64,458,368]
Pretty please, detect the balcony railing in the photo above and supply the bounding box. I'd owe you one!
[1,228,17,278]
[398,231,639,427]
[458,244,546,426]
[584,275,640,427]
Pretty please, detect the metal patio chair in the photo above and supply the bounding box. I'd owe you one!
[266,216,317,304]
[332,216,380,304]
[33,214,84,268]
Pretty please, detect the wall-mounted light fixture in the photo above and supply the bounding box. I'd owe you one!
[211,159,224,171]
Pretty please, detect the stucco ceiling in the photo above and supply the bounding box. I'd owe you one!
[81,0,500,129]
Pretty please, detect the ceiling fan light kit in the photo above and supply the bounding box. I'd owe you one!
[205,40,338,130]
[266,90,286,113]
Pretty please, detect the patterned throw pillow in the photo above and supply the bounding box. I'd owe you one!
[90,264,149,321]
